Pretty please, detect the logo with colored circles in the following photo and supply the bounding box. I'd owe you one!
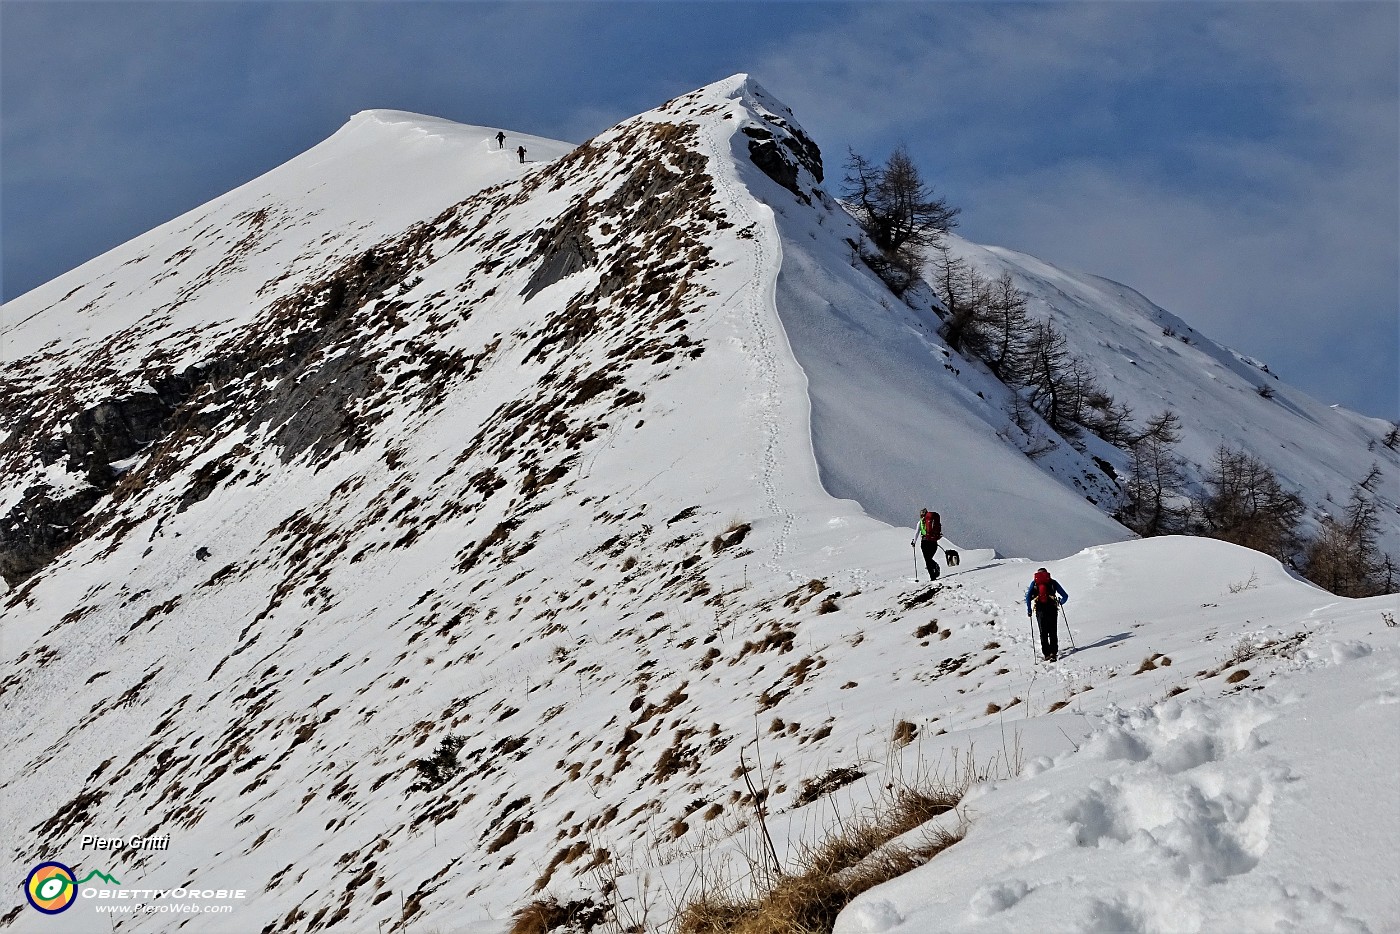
[25,862,78,914]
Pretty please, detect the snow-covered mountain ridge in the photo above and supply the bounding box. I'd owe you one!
[1,76,1396,933]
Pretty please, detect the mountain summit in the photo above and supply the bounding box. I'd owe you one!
[2,76,1395,933]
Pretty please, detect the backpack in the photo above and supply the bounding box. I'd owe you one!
[921,510,941,540]
[1033,570,1055,605]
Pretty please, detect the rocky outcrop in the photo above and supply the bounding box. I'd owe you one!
[0,370,212,587]
[742,117,823,204]
[0,484,103,588]
[65,391,181,484]
[522,227,597,300]
[0,243,426,587]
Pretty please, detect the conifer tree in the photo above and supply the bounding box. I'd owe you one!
[1022,319,1077,437]
[1303,485,1388,596]
[1198,444,1304,560]
[843,148,959,296]
[982,271,1034,382]
[1119,410,1190,536]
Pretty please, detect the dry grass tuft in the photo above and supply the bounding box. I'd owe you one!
[508,895,607,934]
[1225,669,1250,684]
[891,720,917,748]
[674,735,1018,934]
[711,521,752,554]
[793,766,865,809]
[676,792,963,934]
[1134,654,1164,674]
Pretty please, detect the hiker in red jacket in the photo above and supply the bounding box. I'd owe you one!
[1025,568,1069,661]
[912,508,942,581]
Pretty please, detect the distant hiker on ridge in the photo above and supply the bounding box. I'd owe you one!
[912,508,942,581]
[517,145,527,163]
[1025,568,1069,661]
[495,130,506,149]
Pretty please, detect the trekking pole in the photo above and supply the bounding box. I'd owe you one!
[1060,601,1077,652]
[1028,610,1037,663]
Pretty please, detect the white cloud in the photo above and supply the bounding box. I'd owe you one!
[752,2,1398,416]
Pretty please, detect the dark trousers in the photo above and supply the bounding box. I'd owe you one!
[1034,602,1059,658]
[920,538,940,581]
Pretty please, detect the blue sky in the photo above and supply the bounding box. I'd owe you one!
[2,1,1396,419]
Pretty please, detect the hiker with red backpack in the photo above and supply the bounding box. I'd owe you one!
[1025,568,1069,661]
[912,508,942,581]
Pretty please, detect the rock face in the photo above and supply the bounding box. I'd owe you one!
[742,114,824,202]
[2,371,207,587]
[0,239,430,587]
[0,484,103,587]
[66,392,178,483]
[735,79,824,204]
[745,126,804,194]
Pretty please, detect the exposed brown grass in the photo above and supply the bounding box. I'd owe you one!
[676,788,963,934]
[672,735,1018,934]
[1226,669,1250,684]
[793,766,865,808]
[508,895,607,934]
[711,520,752,554]
[891,720,917,748]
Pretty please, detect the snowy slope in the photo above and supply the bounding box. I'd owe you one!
[1,76,1396,934]
[711,99,1398,562]
[1,74,929,934]
[2,110,571,372]
[948,237,1400,558]
[832,540,1400,934]
[743,155,1127,559]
